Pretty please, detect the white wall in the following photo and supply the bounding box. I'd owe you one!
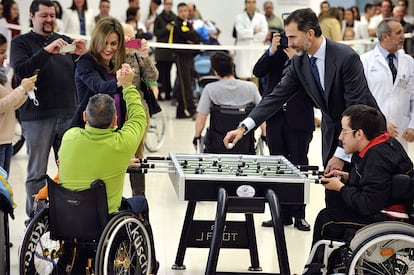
[15,0,331,46]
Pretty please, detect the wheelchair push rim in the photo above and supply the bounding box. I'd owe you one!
[95,211,152,275]
[347,233,414,275]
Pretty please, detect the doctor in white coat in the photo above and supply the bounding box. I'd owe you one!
[234,0,267,79]
[360,17,414,150]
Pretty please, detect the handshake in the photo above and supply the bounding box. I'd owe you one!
[116,63,135,88]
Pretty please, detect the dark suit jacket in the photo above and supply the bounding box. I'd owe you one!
[249,39,380,166]
[253,49,314,133]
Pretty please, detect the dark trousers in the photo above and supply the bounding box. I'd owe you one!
[156,60,174,100]
[175,53,196,117]
[312,207,388,245]
[266,113,313,219]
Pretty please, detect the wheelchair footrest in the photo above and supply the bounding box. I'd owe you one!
[303,263,326,274]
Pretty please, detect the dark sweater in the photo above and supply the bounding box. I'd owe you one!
[10,31,77,121]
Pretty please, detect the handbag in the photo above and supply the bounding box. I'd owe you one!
[133,53,162,116]
[141,79,162,116]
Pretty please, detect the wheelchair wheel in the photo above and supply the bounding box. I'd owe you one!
[347,233,414,274]
[19,207,62,275]
[95,211,152,275]
[145,112,166,153]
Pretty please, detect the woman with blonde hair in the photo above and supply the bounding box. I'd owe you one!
[71,17,126,127]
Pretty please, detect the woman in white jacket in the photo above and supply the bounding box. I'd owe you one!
[62,0,95,36]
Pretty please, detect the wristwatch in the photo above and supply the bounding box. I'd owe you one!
[238,123,248,135]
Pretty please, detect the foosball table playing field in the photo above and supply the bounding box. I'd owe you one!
[141,153,318,275]
[168,153,312,203]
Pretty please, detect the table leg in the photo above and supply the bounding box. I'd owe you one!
[245,213,262,271]
[172,200,196,270]
[266,189,291,275]
[205,188,228,275]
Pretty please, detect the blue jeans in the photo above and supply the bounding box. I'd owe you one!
[22,117,72,216]
[0,143,12,174]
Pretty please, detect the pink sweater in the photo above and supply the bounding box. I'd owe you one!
[0,84,27,145]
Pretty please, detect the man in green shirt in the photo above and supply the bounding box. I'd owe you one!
[58,64,147,214]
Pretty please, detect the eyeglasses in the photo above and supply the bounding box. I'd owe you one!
[340,129,356,136]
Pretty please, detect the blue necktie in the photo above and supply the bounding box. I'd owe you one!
[387,53,397,83]
[310,56,324,95]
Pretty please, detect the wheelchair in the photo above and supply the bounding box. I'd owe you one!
[202,103,256,154]
[303,174,414,275]
[19,178,155,275]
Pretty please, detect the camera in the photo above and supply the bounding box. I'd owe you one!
[270,29,288,49]
[279,31,289,49]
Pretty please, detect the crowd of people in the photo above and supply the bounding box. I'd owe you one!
[2,0,414,273]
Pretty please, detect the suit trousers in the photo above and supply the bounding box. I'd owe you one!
[156,60,174,100]
[175,53,196,117]
[266,113,313,219]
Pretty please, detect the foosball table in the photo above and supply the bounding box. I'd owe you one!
[160,153,314,275]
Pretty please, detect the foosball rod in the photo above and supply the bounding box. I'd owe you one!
[179,160,318,171]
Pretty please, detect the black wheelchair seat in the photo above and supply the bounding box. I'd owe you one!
[204,103,256,154]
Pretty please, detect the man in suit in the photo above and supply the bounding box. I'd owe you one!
[224,8,382,208]
[253,33,314,231]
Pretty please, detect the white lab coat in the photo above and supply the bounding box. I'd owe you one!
[234,12,268,78]
[360,45,414,149]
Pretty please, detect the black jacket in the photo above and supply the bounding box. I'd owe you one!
[342,136,413,217]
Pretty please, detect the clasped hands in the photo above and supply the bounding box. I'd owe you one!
[116,63,134,88]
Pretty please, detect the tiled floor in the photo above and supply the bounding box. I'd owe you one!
[7,100,414,274]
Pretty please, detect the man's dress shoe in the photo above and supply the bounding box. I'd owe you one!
[294,218,311,231]
[261,218,293,227]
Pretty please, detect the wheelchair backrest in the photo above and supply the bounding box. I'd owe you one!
[204,103,256,154]
[389,174,414,221]
[48,178,108,241]
[391,174,413,201]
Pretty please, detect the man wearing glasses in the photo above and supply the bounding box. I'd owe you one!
[313,105,412,246]
[309,104,413,273]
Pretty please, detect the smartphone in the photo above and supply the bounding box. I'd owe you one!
[33,69,40,76]
[126,39,142,49]
[60,44,75,53]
